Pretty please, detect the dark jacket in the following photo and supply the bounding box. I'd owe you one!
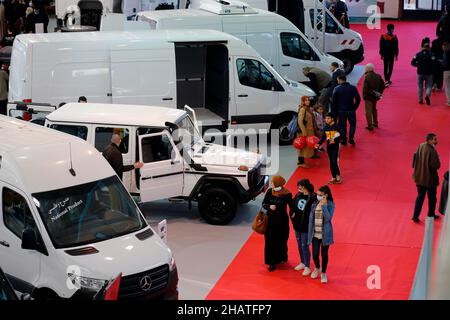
[411,49,435,75]
[413,142,441,188]
[334,1,349,28]
[443,50,450,71]
[291,192,316,233]
[307,201,335,246]
[380,33,399,57]
[332,82,361,113]
[318,122,341,147]
[439,171,449,215]
[363,70,385,101]
[102,143,135,180]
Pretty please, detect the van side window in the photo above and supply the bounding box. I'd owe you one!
[49,124,88,140]
[141,134,173,163]
[309,10,341,34]
[2,188,37,240]
[280,32,319,61]
[236,59,274,91]
[95,127,130,154]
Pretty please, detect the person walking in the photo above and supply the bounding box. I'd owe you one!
[308,185,335,284]
[379,24,399,87]
[0,63,8,115]
[262,175,292,272]
[102,134,144,180]
[291,179,316,276]
[412,133,441,223]
[431,37,445,92]
[332,75,361,146]
[316,113,342,184]
[412,42,435,106]
[362,63,385,131]
[329,62,345,112]
[443,41,450,107]
[297,96,316,168]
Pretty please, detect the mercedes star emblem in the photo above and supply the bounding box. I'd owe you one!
[139,275,152,292]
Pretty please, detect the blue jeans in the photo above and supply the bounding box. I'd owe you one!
[418,74,432,101]
[295,230,310,268]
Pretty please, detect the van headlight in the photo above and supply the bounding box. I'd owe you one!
[68,273,107,292]
[169,256,177,272]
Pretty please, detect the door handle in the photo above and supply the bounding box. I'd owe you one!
[0,241,10,248]
[107,93,112,97]
[238,94,248,97]
[282,64,290,67]
[162,97,173,101]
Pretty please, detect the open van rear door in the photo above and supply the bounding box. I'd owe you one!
[183,105,200,132]
[138,131,184,202]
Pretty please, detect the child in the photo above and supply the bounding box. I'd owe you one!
[315,113,342,184]
[313,105,326,155]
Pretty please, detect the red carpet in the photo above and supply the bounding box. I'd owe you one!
[207,21,450,300]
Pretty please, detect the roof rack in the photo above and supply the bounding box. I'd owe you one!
[198,0,258,15]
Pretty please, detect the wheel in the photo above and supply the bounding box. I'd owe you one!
[272,114,295,146]
[198,188,237,225]
[342,56,354,74]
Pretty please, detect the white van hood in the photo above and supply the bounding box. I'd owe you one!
[286,79,316,96]
[192,143,263,169]
[56,228,172,280]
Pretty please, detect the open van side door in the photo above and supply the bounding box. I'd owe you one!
[183,105,199,132]
[138,131,184,202]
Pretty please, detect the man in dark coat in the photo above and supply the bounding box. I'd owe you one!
[303,66,332,107]
[412,133,441,223]
[331,75,361,146]
[102,134,144,180]
[439,171,449,215]
[329,62,345,112]
[334,0,349,28]
[362,63,385,131]
[412,42,435,105]
[379,24,399,86]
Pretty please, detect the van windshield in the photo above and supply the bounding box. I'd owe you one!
[32,176,147,249]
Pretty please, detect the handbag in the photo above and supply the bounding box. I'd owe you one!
[287,114,298,140]
[252,210,268,234]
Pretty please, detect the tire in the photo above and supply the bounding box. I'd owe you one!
[342,56,354,74]
[272,114,296,146]
[198,188,237,225]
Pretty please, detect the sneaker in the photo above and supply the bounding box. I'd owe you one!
[365,126,374,131]
[419,100,423,104]
[412,217,420,223]
[425,96,431,106]
[328,178,337,185]
[268,265,276,272]
[430,214,440,220]
[341,140,347,146]
[302,267,312,276]
[349,139,356,146]
[311,268,320,279]
[321,273,328,284]
[374,124,378,128]
[334,177,342,184]
[294,263,306,271]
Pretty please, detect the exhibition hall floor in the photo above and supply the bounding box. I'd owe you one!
[142,21,450,299]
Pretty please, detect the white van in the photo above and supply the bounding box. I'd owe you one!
[45,103,269,225]
[0,115,178,300]
[9,29,315,143]
[216,0,364,73]
[134,4,343,83]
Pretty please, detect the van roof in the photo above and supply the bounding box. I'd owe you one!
[14,29,241,46]
[137,8,282,21]
[0,115,115,193]
[46,103,187,127]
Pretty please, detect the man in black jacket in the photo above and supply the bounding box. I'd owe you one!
[332,75,361,146]
[380,24,399,86]
[103,134,144,180]
[412,43,435,105]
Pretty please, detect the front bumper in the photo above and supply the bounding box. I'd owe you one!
[240,175,269,203]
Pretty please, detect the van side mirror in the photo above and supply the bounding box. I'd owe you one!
[21,228,39,251]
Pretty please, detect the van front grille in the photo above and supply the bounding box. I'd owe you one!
[119,264,169,299]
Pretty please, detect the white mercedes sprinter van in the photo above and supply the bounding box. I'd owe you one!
[135,4,343,82]
[45,103,269,225]
[9,29,315,144]
[0,115,178,300]
[212,0,364,73]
